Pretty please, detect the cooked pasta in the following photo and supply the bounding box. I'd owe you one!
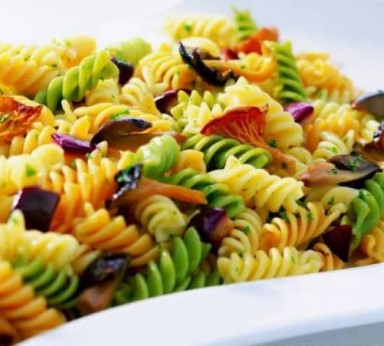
[0,7,381,342]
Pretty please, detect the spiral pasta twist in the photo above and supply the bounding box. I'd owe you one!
[0,144,65,196]
[85,78,120,106]
[135,49,197,90]
[183,133,272,170]
[164,15,236,48]
[114,227,210,303]
[232,8,258,42]
[210,156,304,212]
[0,260,65,339]
[164,168,245,218]
[218,77,304,149]
[297,52,357,104]
[106,37,152,66]
[120,77,159,115]
[170,149,207,174]
[312,130,354,161]
[312,243,345,271]
[218,247,323,283]
[349,173,384,247]
[133,135,180,178]
[135,195,186,242]
[357,219,384,265]
[0,43,62,96]
[219,208,262,257]
[269,41,307,104]
[12,258,79,308]
[35,51,119,112]
[72,203,157,267]
[260,202,341,251]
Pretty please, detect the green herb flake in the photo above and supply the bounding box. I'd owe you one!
[183,23,193,33]
[345,156,362,172]
[306,210,314,221]
[0,113,9,123]
[291,254,296,263]
[25,164,36,178]
[110,109,130,120]
[327,196,335,206]
[268,139,277,148]
[242,225,251,235]
[328,168,339,175]
[85,152,92,159]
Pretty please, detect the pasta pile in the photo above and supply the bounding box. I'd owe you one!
[0,8,382,343]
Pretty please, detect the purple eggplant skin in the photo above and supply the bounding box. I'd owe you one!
[112,164,143,203]
[91,117,152,146]
[80,253,130,289]
[352,90,384,119]
[284,102,314,124]
[322,224,353,262]
[12,187,60,232]
[188,206,232,243]
[52,133,95,154]
[155,89,191,114]
[328,154,380,188]
[110,57,134,85]
[179,42,234,86]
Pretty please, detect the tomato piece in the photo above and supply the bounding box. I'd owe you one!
[0,96,42,144]
[201,106,296,172]
[235,27,279,54]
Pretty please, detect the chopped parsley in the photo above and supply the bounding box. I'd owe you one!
[268,139,277,148]
[327,196,335,206]
[110,109,130,120]
[70,159,77,169]
[25,164,36,177]
[278,210,289,222]
[345,155,362,171]
[290,254,296,263]
[328,168,339,175]
[0,113,10,123]
[306,210,314,221]
[327,146,338,154]
[242,225,251,235]
[183,23,193,33]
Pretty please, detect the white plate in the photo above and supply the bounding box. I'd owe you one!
[13,0,384,344]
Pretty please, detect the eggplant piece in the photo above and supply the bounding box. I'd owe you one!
[111,57,134,85]
[284,102,314,125]
[179,42,234,86]
[13,187,60,232]
[154,89,190,114]
[187,206,233,243]
[352,90,384,119]
[52,133,95,154]
[322,224,352,262]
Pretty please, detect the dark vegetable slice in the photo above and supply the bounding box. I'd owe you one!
[76,279,119,316]
[284,102,314,125]
[322,224,353,262]
[179,42,234,86]
[80,253,130,289]
[110,164,207,210]
[154,89,190,114]
[367,121,384,150]
[110,57,134,85]
[352,90,384,119]
[0,96,42,144]
[201,106,296,173]
[12,187,60,232]
[52,133,95,154]
[188,207,233,243]
[301,155,380,188]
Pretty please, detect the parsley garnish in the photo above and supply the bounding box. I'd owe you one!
[183,23,193,33]
[306,210,314,221]
[268,139,277,148]
[242,225,251,235]
[25,164,36,177]
[0,114,9,123]
[328,168,339,175]
[345,156,361,171]
[110,109,130,120]
[327,196,335,206]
